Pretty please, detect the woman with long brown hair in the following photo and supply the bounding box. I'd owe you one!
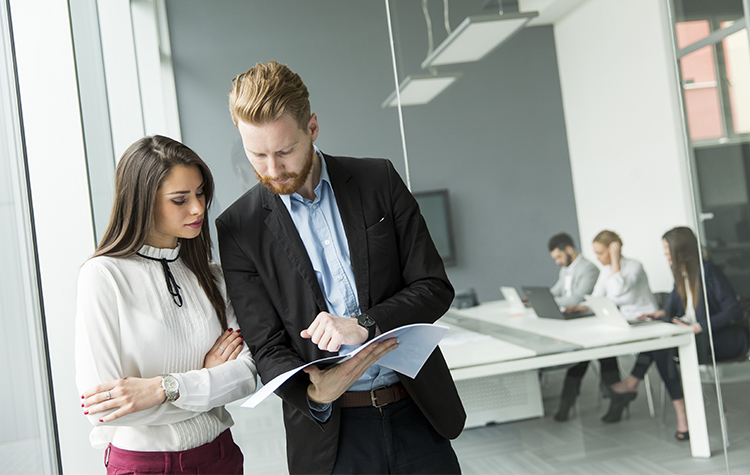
[606,226,748,440]
[75,135,257,474]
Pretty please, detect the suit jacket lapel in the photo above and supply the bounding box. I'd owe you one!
[261,187,327,311]
[325,155,370,310]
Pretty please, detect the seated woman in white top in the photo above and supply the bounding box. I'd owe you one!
[76,135,257,474]
[554,230,658,422]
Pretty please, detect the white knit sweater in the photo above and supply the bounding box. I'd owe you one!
[75,244,257,451]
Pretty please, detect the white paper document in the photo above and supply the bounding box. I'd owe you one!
[241,323,448,408]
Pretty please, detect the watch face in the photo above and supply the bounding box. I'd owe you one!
[359,314,375,327]
[162,375,179,392]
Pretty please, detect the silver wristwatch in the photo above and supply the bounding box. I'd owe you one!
[160,374,179,403]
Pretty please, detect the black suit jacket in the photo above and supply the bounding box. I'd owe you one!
[216,154,465,474]
[663,260,747,362]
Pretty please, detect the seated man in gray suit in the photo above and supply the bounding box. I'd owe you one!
[546,233,619,422]
[548,232,599,309]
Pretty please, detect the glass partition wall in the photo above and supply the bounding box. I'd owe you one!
[669,0,750,472]
[387,0,736,473]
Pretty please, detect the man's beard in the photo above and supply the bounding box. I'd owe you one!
[565,253,573,266]
[256,146,314,195]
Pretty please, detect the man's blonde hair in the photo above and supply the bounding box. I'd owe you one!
[229,61,311,130]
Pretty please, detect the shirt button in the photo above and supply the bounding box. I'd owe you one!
[312,204,318,210]
[325,240,331,245]
[337,275,344,281]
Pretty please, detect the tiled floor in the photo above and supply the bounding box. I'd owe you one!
[227,356,750,474]
[4,363,744,474]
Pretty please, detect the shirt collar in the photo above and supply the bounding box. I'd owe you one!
[138,243,180,260]
[568,253,582,270]
[280,145,328,206]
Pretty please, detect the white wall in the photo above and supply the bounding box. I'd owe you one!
[10,0,100,473]
[554,0,697,292]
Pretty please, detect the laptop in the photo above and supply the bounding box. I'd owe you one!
[522,286,594,320]
[584,296,657,328]
[500,286,526,311]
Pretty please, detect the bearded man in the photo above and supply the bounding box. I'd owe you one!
[216,61,465,475]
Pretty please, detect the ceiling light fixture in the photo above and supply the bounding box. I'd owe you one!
[421,11,538,69]
[381,73,462,108]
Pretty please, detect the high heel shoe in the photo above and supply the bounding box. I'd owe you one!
[554,375,582,422]
[601,391,637,423]
[675,430,690,441]
[554,397,575,422]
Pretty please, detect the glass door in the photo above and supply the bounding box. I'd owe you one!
[670,0,750,472]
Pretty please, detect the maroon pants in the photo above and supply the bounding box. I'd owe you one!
[104,429,243,474]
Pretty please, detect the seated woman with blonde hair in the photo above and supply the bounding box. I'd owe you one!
[606,226,749,440]
[555,230,659,422]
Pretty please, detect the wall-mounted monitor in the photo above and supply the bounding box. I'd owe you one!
[413,189,457,266]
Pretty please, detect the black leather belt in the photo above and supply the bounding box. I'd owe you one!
[338,382,409,408]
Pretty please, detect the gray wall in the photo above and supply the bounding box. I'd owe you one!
[166,0,580,303]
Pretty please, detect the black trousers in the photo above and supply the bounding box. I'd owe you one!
[565,357,621,385]
[332,397,461,474]
[631,325,749,400]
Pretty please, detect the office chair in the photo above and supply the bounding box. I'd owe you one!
[451,288,478,309]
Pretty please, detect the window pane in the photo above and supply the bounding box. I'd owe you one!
[680,45,723,141]
[675,20,711,49]
[722,27,750,134]
[0,6,58,474]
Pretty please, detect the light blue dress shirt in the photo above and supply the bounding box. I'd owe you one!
[280,147,399,419]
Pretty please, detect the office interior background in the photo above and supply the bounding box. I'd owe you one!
[2,0,750,473]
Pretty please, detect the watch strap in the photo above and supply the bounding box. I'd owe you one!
[357,313,377,341]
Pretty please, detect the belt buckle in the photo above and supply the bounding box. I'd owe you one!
[370,385,388,408]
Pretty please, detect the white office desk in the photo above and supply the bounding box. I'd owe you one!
[439,300,710,458]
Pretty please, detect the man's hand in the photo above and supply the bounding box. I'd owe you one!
[563,304,588,315]
[204,328,244,369]
[303,339,398,404]
[81,376,165,423]
[301,312,368,352]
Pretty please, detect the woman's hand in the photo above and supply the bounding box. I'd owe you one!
[204,328,244,369]
[81,376,165,423]
[672,318,702,334]
[638,310,665,321]
[609,242,621,273]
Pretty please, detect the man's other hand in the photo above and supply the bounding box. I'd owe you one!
[303,338,398,404]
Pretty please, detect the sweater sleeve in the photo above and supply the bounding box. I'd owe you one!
[550,268,565,298]
[603,259,641,298]
[701,263,742,331]
[172,267,257,412]
[75,260,203,427]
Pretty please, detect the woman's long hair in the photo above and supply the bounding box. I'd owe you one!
[94,135,227,329]
[663,226,700,310]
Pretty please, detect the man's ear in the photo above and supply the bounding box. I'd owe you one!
[308,113,319,141]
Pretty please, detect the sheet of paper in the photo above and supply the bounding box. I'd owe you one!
[241,323,448,409]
